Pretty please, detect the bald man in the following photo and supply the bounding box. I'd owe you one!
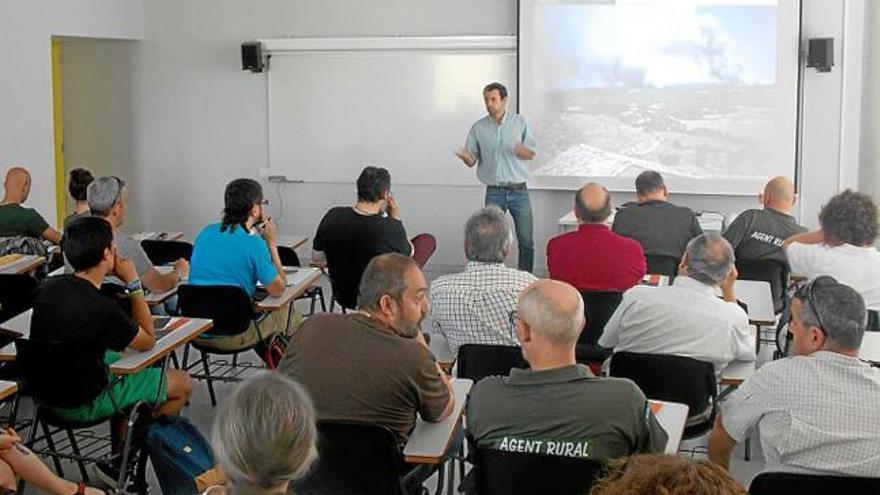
[466,279,667,462]
[0,167,61,244]
[722,177,805,265]
[548,183,646,292]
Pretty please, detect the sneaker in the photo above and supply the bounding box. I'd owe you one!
[90,462,120,490]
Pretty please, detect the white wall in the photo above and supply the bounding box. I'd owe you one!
[0,0,143,225]
[860,1,880,202]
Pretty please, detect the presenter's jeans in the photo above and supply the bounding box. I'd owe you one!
[485,184,534,273]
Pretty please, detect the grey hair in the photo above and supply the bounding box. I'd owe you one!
[212,372,318,494]
[684,233,735,286]
[465,206,511,263]
[799,276,867,351]
[87,176,125,217]
[357,253,420,311]
[518,281,585,346]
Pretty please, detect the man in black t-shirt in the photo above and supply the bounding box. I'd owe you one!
[29,216,192,425]
[612,171,702,260]
[723,177,806,265]
[313,166,413,309]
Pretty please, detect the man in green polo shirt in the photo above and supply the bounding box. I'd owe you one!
[466,279,667,461]
[0,166,61,244]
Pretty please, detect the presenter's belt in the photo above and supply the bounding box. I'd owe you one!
[486,183,527,191]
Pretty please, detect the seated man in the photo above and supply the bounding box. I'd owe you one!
[87,176,187,296]
[0,166,61,251]
[29,216,192,431]
[189,178,289,353]
[709,276,880,476]
[548,183,646,292]
[279,253,454,446]
[784,189,880,312]
[723,176,806,265]
[467,279,667,460]
[599,234,755,376]
[429,206,537,354]
[612,170,702,264]
[313,166,413,309]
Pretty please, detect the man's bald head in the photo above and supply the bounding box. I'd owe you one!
[3,166,32,203]
[518,279,585,346]
[762,176,796,213]
[574,182,612,224]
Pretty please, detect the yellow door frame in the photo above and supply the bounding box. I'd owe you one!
[51,39,65,228]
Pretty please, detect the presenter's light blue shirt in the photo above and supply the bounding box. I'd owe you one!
[189,222,277,296]
[465,112,537,186]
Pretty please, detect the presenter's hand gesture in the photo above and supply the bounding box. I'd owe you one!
[385,194,400,219]
[261,217,278,245]
[455,148,476,168]
[514,143,536,160]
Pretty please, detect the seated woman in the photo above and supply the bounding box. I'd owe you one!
[205,372,317,494]
[0,428,105,495]
[590,454,746,495]
[63,168,94,229]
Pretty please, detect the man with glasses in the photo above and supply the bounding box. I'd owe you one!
[467,279,667,461]
[709,276,880,476]
[88,176,186,296]
[189,178,288,355]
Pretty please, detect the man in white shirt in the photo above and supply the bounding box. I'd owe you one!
[599,233,755,376]
[429,206,537,354]
[784,189,880,312]
[709,276,880,477]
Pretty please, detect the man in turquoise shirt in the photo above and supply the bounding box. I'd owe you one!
[456,82,537,272]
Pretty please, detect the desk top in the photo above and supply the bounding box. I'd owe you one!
[256,267,322,311]
[732,279,776,326]
[276,235,309,250]
[860,332,880,364]
[0,310,31,361]
[132,231,184,242]
[403,378,472,464]
[0,381,17,401]
[110,317,213,374]
[719,359,756,386]
[146,265,186,306]
[649,399,688,454]
[428,333,456,366]
[0,255,45,275]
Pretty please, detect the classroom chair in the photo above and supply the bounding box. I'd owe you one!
[464,444,604,495]
[576,291,621,368]
[0,274,37,323]
[177,284,270,406]
[277,245,326,315]
[16,338,151,494]
[609,352,717,441]
[749,472,880,494]
[644,254,680,278]
[293,421,436,495]
[456,344,528,384]
[140,239,193,266]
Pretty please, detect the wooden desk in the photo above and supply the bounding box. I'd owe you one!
[109,318,213,374]
[0,255,45,275]
[649,400,689,454]
[719,359,756,386]
[0,381,17,401]
[132,231,184,242]
[733,280,776,326]
[256,267,322,311]
[860,332,880,364]
[276,235,309,250]
[404,378,472,464]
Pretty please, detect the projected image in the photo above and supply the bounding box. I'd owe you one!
[524,1,787,183]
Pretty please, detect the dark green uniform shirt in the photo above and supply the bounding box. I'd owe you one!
[466,365,667,461]
[723,208,807,265]
[0,203,49,238]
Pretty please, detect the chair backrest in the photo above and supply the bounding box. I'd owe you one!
[277,245,302,267]
[578,291,623,346]
[473,446,604,495]
[16,338,104,409]
[410,233,437,268]
[644,254,679,278]
[140,240,193,265]
[868,310,879,332]
[735,258,789,314]
[457,344,528,383]
[609,352,716,422]
[177,284,254,336]
[292,421,407,495]
[0,274,37,323]
[749,472,880,494]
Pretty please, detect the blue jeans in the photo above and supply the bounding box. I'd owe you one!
[485,184,534,273]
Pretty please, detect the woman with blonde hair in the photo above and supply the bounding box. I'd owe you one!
[590,454,746,495]
[206,372,318,494]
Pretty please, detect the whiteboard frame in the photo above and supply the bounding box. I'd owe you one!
[259,36,518,53]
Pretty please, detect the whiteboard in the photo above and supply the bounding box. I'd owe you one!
[265,38,517,186]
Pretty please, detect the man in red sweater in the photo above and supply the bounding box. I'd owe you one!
[548,183,646,292]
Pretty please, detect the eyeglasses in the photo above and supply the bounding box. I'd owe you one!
[508,310,520,327]
[110,177,124,207]
[258,199,269,207]
[795,277,832,333]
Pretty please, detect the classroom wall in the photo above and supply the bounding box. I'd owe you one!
[0,0,143,226]
[127,0,868,275]
[860,1,880,203]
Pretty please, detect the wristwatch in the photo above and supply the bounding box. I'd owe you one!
[124,278,144,297]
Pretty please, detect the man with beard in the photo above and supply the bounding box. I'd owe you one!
[279,253,454,445]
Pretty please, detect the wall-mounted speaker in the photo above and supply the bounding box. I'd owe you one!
[241,41,264,73]
[806,38,833,73]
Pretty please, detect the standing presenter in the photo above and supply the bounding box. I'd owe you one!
[456,82,538,273]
